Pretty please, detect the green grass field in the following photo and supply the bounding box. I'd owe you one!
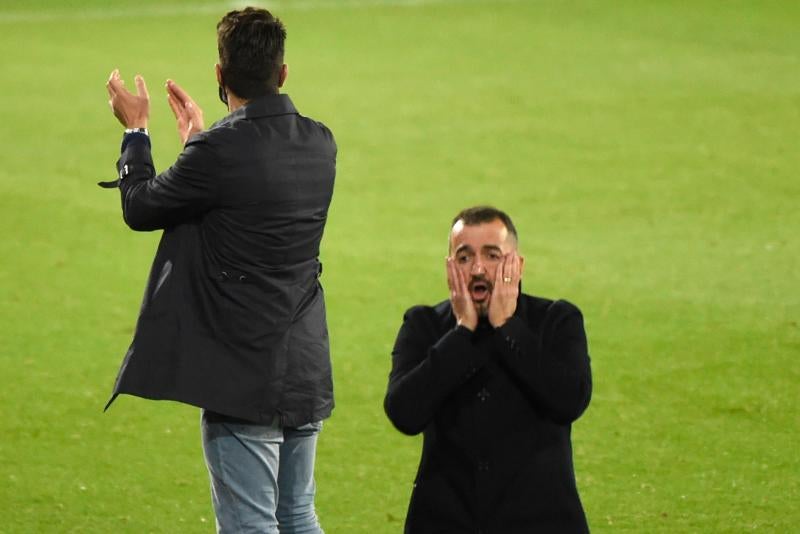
[1,0,798,532]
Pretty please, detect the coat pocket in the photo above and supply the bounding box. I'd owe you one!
[207,267,291,348]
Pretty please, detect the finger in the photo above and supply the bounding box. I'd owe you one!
[512,252,521,282]
[496,255,506,286]
[186,101,204,131]
[185,101,199,120]
[506,252,516,283]
[106,71,119,95]
[167,92,183,119]
[445,258,454,293]
[165,80,182,102]
[448,259,460,296]
[506,253,516,283]
[457,266,470,295]
[166,79,193,105]
[135,74,149,99]
[107,73,126,94]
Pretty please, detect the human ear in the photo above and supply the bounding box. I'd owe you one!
[278,64,288,88]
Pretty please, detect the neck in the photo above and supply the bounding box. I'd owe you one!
[228,93,248,113]
[226,88,280,113]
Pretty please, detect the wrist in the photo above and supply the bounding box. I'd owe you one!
[457,318,477,331]
[127,119,148,129]
[124,127,149,136]
[490,315,511,329]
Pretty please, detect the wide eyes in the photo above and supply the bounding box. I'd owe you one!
[455,251,502,263]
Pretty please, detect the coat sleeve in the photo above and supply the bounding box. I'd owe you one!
[384,307,488,435]
[116,133,219,231]
[493,299,592,424]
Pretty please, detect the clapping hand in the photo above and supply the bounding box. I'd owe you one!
[166,79,204,145]
[106,69,149,129]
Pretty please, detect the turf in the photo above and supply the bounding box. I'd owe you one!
[0,0,798,532]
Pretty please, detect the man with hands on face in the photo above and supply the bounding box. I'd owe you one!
[103,8,336,534]
[385,206,592,534]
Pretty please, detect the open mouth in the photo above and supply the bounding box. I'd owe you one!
[469,280,492,302]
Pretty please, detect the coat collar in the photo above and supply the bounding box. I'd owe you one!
[226,93,298,122]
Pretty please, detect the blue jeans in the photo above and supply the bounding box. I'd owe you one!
[201,411,324,534]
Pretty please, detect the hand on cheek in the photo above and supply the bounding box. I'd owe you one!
[488,252,520,328]
[446,257,478,331]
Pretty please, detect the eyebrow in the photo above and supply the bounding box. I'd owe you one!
[454,244,503,254]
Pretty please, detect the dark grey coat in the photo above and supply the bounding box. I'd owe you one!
[105,94,336,426]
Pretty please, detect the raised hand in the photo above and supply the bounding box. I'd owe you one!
[166,80,205,144]
[446,257,478,331]
[488,251,523,328]
[106,69,150,128]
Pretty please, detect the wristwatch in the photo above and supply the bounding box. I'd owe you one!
[124,127,149,136]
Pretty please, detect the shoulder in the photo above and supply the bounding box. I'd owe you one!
[518,294,584,329]
[400,299,453,333]
[393,300,453,348]
[301,115,335,136]
[298,114,337,154]
[186,116,256,161]
[405,298,451,317]
[184,124,230,153]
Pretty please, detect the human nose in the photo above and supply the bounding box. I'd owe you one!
[470,258,485,275]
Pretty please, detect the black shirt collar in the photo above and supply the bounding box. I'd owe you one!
[237,93,298,120]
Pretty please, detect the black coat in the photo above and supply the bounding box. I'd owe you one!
[385,294,592,533]
[105,94,337,426]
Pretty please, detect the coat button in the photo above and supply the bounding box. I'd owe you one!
[219,271,229,281]
[478,461,489,471]
[238,274,247,282]
[477,388,490,402]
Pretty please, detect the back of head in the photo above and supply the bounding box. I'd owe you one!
[451,205,519,244]
[217,8,286,99]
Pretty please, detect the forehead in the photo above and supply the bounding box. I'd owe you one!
[450,219,513,251]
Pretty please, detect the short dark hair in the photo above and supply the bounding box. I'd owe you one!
[217,8,286,99]
[451,205,518,244]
